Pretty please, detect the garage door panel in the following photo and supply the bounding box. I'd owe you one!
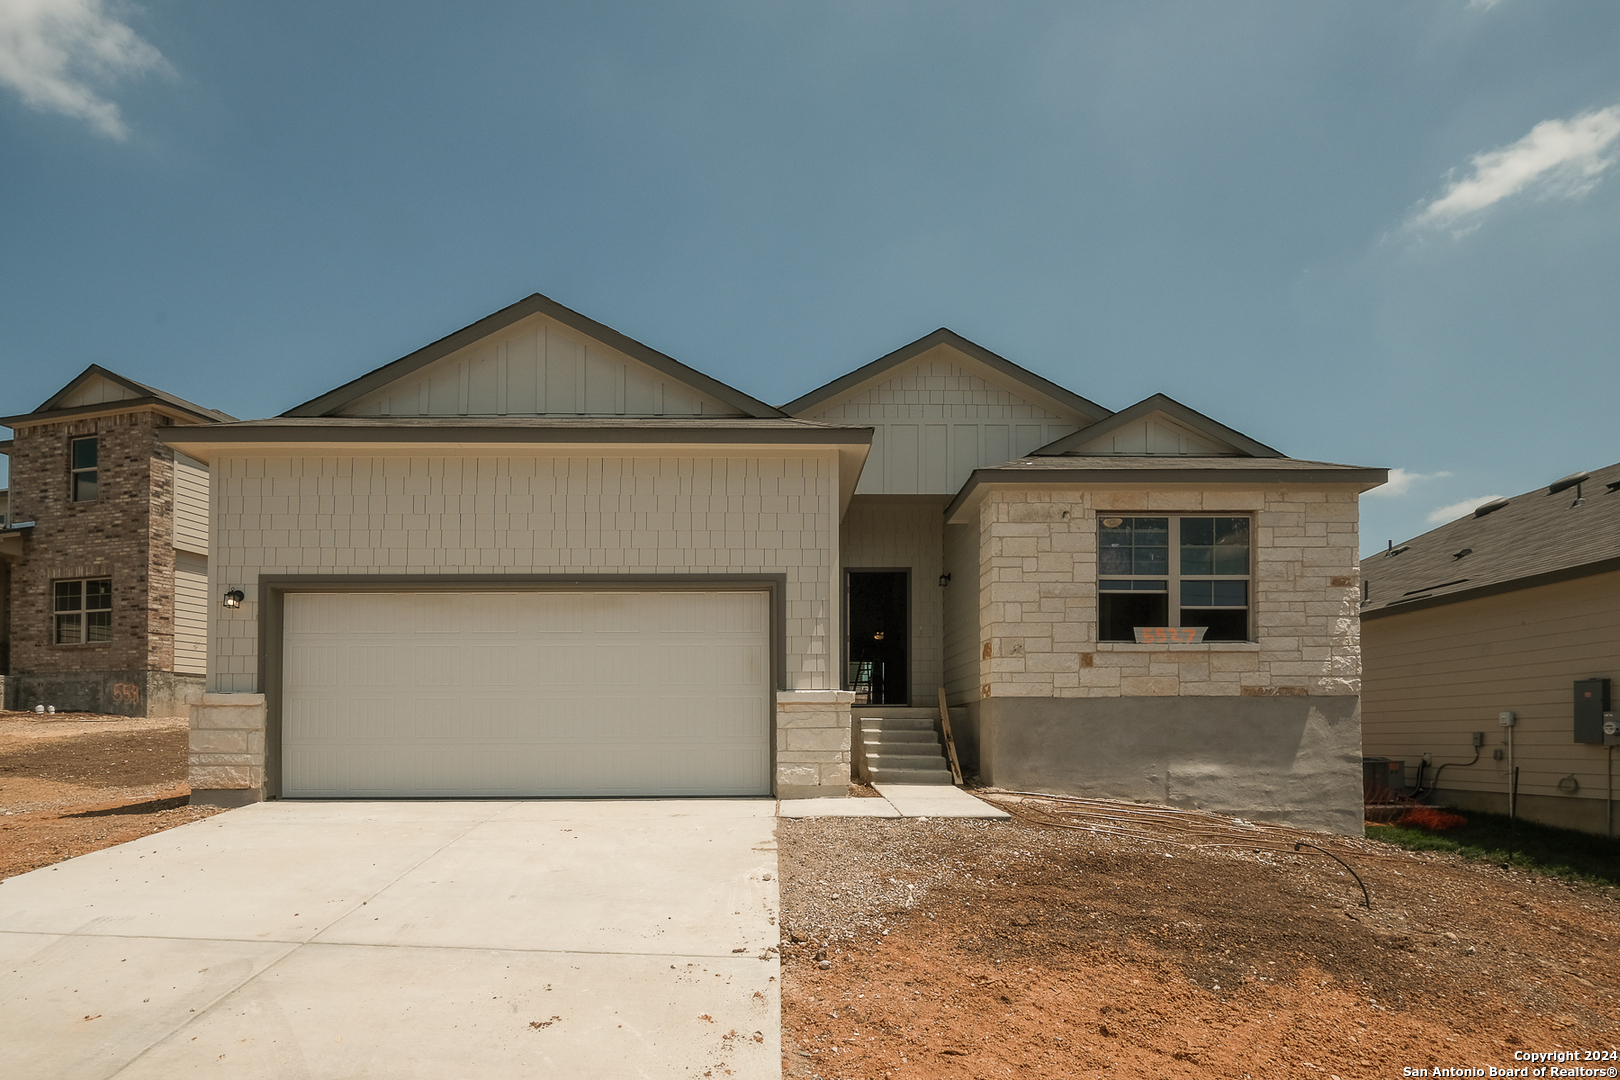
[282,590,772,798]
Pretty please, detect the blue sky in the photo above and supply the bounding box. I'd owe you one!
[3,0,1618,553]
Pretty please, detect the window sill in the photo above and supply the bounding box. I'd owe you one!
[1096,641,1261,651]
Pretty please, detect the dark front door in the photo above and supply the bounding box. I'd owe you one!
[847,570,908,706]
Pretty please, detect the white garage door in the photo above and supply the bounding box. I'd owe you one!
[281,590,771,798]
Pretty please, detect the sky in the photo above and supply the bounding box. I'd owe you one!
[2,0,1617,554]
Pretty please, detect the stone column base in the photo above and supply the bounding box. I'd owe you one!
[776,689,854,799]
[189,693,267,806]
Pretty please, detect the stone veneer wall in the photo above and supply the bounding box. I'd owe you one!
[975,487,1361,699]
[188,693,267,806]
[5,410,182,716]
[775,689,854,799]
[955,485,1365,834]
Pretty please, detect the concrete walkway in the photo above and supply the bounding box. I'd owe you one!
[0,801,780,1079]
[777,784,1011,820]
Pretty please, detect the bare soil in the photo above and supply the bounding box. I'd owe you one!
[0,710,225,881]
[778,793,1620,1080]
[5,719,1615,1078]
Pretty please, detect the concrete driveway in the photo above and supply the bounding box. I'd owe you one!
[0,800,781,1079]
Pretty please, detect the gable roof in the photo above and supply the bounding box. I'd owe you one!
[1031,393,1282,458]
[1,364,236,428]
[780,328,1112,423]
[282,293,783,419]
[1360,461,1620,618]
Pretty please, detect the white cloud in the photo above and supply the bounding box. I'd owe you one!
[1410,106,1620,232]
[0,0,170,139]
[1426,495,1505,525]
[1466,0,1505,10]
[1368,467,1452,498]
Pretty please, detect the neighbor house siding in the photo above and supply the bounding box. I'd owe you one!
[173,550,208,676]
[840,497,946,705]
[1361,569,1620,823]
[172,451,209,554]
[207,451,841,693]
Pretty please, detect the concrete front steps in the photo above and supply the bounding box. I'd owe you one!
[857,708,954,785]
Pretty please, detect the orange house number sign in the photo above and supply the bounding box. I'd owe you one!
[1133,627,1207,644]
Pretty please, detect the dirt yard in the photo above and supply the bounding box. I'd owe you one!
[4,716,1616,1078]
[0,710,224,881]
[778,796,1620,1080]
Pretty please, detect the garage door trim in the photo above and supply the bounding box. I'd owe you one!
[257,574,788,799]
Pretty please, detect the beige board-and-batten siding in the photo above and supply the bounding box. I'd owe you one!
[950,485,1365,835]
[840,497,948,705]
[796,349,1078,496]
[1361,568,1620,835]
[206,451,842,694]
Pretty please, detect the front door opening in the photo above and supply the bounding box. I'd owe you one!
[847,570,908,706]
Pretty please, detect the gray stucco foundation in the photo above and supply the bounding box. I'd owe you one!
[960,694,1363,835]
[7,670,204,718]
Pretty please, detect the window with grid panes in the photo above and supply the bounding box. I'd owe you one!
[70,436,98,501]
[1097,516,1251,641]
[54,578,112,644]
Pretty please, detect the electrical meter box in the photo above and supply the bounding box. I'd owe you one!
[1574,678,1611,744]
[1605,713,1620,747]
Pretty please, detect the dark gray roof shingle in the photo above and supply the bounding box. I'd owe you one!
[1360,462,1620,616]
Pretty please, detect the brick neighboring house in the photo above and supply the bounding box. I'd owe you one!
[0,366,233,716]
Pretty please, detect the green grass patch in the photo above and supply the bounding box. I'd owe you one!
[1365,809,1620,887]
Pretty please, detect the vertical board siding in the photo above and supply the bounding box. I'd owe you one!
[341,313,744,418]
[800,350,1079,495]
[840,499,948,705]
[59,375,142,409]
[207,451,838,694]
[172,451,209,555]
[173,550,208,676]
[1362,571,1620,805]
[1068,415,1232,455]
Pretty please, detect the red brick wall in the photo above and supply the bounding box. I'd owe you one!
[7,410,177,675]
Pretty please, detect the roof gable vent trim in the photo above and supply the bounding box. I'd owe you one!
[1473,497,1509,518]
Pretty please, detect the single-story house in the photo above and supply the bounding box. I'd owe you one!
[166,293,1383,833]
[1360,462,1620,837]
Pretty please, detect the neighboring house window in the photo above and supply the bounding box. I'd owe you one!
[1098,516,1250,641]
[70,436,98,501]
[55,578,112,644]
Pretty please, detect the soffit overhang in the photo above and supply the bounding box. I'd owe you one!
[943,457,1389,525]
[160,419,874,516]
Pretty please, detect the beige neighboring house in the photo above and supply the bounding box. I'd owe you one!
[0,367,233,716]
[163,293,1383,832]
[1361,463,1620,837]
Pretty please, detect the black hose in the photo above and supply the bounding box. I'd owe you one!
[1415,748,1480,799]
[1294,840,1371,908]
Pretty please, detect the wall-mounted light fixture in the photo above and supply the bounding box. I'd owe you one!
[938,573,951,587]
[222,588,245,609]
